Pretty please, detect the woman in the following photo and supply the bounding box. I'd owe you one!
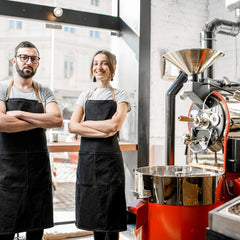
[69,50,130,240]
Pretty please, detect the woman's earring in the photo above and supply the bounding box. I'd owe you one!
[93,76,96,82]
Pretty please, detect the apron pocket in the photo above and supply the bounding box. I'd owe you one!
[27,151,51,188]
[77,152,124,186]
[0,153,27,189]
[77,152,94,185]
[0,188,23,232]
[95,153,124,186]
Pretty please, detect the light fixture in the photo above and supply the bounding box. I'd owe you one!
[53,7,63,18]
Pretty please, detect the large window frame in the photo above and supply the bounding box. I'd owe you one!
[0,0,151,167]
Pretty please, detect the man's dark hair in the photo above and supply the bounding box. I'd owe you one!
[15,41,40,57]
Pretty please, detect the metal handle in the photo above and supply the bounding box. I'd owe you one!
[178,115,194,122]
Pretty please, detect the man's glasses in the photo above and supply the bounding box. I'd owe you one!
[16,54,40,64]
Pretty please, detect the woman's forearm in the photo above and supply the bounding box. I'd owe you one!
[69,122,114,138]
[82,119,118,134]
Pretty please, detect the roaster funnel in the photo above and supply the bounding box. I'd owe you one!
[163,48,224,75]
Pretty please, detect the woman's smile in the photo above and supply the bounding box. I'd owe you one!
[93,53,111,81]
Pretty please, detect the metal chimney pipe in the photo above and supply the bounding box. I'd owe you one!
[200,31,214,79]
[202,18,240,36]
[165,71,188,165]
[200,18,240,79]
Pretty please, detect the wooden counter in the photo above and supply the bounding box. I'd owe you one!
[48,141,137,152]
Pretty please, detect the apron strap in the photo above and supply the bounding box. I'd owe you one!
[32,81,42,103]
[82,87,97,121]
[110,87,116,102]
[5,79,42,103]
[5,79,14,101]
[83,86,116,115]
[84,87,97,108]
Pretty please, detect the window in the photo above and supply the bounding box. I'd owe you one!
[64,59,74,79]
[89,30,99,38]
[95,31,99,38]
[90,30,93,37]
[91,0,99,6]
[0,16,134,144]
[9,20,22,29]
[64,26,75,33]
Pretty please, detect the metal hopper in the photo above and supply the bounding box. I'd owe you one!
[163,48,225,75]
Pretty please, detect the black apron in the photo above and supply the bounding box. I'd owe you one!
[0,80,53,234]
[75,88,127,232]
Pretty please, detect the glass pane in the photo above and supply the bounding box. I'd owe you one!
[0,15,110,226]
[0,15,112,136]
[0,2,138,228]
[9,0,119,16]
[0,15,137,143]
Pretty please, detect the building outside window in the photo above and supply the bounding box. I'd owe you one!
[0,0,135,144]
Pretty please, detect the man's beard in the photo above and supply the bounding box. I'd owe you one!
[16,62,36,79]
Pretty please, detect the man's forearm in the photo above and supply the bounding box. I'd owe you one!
[0,113,36,133]
[7,110,62,129]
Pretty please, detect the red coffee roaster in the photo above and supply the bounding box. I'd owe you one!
[128,49,240,240]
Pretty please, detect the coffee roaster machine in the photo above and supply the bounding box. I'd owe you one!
[127,48,240,240]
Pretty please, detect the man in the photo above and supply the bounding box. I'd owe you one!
[0,41,63,240]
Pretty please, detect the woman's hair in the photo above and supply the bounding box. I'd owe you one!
[90,50,117,79]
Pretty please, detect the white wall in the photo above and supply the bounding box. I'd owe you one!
[150,0,209,166]
[150,0,240,167]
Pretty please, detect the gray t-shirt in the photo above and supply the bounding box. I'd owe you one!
[0,80,56,107]
[76,87,131,112]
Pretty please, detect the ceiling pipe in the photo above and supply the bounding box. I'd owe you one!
[202,18,240,36]
[200,18,240,79]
